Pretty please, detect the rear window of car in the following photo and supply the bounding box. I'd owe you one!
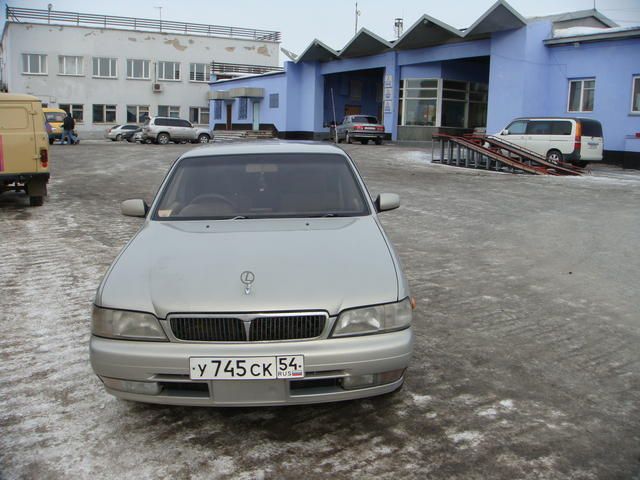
[123,125,138,130]
[45,112,66,123]
[154,118,169,126]
[153,153,371,220]
[580,120,602,137]
[352,116,378,124]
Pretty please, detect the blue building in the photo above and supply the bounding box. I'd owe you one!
[209,1,640,167]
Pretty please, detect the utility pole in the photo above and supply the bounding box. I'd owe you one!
[355,2,361,34]
[154,6,163,31]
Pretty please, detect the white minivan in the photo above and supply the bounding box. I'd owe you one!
[497,117,603,167]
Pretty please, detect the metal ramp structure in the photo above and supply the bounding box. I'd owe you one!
[432,134,583,176]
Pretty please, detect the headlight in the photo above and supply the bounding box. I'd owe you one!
[332,298,412,337]
[92,306,168,341]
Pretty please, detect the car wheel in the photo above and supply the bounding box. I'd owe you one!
[157,133,170,145]
[546,149,563,164]
[115,134,122,141]
[29,195,44,207]
[198,134,210,143]
[346,132,352,144]
[375,138,383,145]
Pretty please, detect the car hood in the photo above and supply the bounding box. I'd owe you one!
[98,217,399,318]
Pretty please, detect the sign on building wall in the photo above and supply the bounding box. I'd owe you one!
[384,73,393,114]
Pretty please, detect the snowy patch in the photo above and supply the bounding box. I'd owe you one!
[396,150,432,164]
[447,430,483,448]
[499,399,514,410]
[477,408,498,418]
[411,393,433,406]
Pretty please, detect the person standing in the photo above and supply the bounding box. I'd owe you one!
[62,111,77,145]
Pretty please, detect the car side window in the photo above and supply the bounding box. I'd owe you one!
[525,121,552,135]
[551,121,572,135]
[167,119,181,127]
[506,120,527,134]
[155,118,168,127]
[179,120,192,128]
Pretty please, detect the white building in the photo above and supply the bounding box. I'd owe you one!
[0,6,281,136]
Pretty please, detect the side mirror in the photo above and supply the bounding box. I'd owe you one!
[121,199,148,217]
[375,193,400,212]
[501,129,509,135]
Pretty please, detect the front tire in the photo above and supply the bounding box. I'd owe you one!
[29,195,44,207]
[198,134,210,143]
[157,133,170,145]
[546,149,563,164]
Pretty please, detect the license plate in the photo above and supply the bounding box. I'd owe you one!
[189,355,304,380]
[364,126,375,130]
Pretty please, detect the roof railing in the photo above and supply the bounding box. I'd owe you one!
[5,6,281,42]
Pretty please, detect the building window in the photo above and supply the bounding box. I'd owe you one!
[93,104,116,123]
[632,76,640,113]
[239,98,248,120]
[190,63,208,82]
[22,54,47,75]
[214,101,222,120]
[93,57,117,78]
[158,105,180,118]
[58,56,83,76]
[399,79,438,126]
[59,104,84,123]
[568,79,595,112]
[190,107,209,125]
[127,105,150,123]
[158,61,180,81]
[269,94,279,109]
[127,59,150,80]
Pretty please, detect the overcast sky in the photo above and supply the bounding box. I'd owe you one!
[2,0,639,62]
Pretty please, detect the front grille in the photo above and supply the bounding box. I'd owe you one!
[170,317,245,341]
[250,315,326,341]
[168,314,326,342]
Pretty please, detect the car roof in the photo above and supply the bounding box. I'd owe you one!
[180,141,347,159]
[0,93,42,102]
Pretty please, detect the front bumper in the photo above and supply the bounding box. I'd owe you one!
[90,327,413,406]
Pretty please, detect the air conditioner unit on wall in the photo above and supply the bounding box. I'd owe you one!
[152,83,162,93]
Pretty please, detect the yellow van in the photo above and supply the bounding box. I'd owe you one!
[0,93,50,206]
[43,107,68,144]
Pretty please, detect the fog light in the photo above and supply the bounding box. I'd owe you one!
[102,377,161,395]
[342,374,376,390]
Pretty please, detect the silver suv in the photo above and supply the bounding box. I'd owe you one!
[141,116,212,144]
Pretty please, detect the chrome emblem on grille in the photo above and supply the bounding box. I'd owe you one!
[240,271,255,295]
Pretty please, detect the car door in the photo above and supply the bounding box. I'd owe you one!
[549,120,573,156]
[499,120,528,149]
[524,120,552,156]
[181,120,197,141]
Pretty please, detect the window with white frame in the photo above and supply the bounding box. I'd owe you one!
[158,105,180,118]
[59,104,84,122]
[93,57,117,78]
[93,104,116,123]
[189,107,209,125]
[158,61,180,81]
[127,105,150,123]
[399,79,438,126]
[190,63,208,82]
[58,56,83,76]
[127,59,150,79]
[632,75,640,113]
[568,79,595,112]
[22,54,47,75]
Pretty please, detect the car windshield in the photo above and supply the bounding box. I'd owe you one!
[352,116,378,124]
[153,153,371,220]
[45,112,66,123]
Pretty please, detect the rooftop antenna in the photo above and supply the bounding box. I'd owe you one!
[354,2,361,34]
[394,18,403,38]
[154,6,163,31]
[47,4,53,24]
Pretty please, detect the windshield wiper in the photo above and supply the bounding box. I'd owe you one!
[228,215,248,220]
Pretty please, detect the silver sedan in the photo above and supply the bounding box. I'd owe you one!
[90,142,414,406]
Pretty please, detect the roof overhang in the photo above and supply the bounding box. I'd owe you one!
[208,91,231,100]
[394,14,463,50]
[339,28,392,58]
[229,87,264,98]
[464,0,527,38]
[544,27,640,46]
[296,39,339,63]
